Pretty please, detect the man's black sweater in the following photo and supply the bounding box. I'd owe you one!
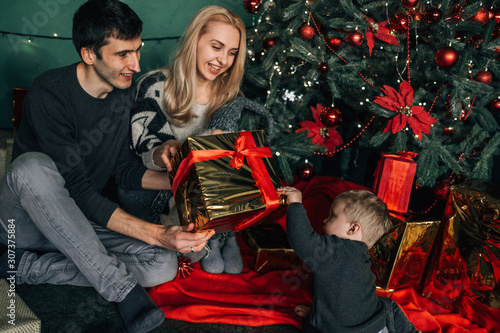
[13,63,147,227]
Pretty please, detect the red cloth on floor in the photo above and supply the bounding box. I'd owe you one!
[381,288,492,333]
[148,176,495,332]
[149,244,313,328]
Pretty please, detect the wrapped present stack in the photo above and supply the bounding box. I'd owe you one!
[370,216,440,293]
[422,181,500,332]
[373,152,417,216]
[169,130,283,233]
[244,223,303,274]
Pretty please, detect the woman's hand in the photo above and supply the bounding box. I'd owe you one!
[153,139,181,172]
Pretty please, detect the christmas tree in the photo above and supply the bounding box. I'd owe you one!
[241,0,500,196]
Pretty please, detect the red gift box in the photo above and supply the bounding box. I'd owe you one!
[373,152,417,213]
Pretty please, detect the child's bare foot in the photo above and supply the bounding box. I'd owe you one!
[294,305,311,318]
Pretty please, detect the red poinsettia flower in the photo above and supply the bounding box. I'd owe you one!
[374,81,438,140]
[296,104,343,151]
[365,16,399,56]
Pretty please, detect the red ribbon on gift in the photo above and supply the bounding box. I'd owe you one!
[171,131,280,232]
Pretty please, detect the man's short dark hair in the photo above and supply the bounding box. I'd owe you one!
[72,0,143,59]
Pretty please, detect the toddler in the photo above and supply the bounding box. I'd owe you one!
[278,187,420,333]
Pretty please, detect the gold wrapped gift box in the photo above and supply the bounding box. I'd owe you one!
[169,130,282,233]
[244,223,303,274]
[370,216,440,292]
[423,181,500,333]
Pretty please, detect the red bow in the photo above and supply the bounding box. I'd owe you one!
[229,136,247,170]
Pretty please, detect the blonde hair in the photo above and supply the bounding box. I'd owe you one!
[334,190,391,248]
[162,5,246,127]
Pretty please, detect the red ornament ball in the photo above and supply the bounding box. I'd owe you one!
[346,30,364,47]
[296,162,315,182]
[244,0,262,14]
[426,7,442,24]
[327,37,343,51]
[435,47,459,68]
[262,37,278,49]
[402,0,419,9]
[319,107,342,128]
[490,98,500,112]
[471,8,491,25]
[474,70,493,85]
[299,24,315,40]
[318,62,329,73]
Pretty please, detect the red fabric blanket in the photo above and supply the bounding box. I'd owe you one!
[148,176,494,332]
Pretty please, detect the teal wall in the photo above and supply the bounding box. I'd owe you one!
[0,0,255,129]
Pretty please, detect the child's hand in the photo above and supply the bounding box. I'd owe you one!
[278,187,302,204]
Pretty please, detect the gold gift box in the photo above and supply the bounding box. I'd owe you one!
[370,216,440,291]
[169,130,282,233]
[423,181,500,332]
[244,223,303,274]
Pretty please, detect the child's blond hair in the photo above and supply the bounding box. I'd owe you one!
[334,190,391,248]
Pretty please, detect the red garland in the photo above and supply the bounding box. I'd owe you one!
[373,81,438,140]
[296,104,343,151]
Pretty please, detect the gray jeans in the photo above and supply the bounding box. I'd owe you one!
[0,152,177,302]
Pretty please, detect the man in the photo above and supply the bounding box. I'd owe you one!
[0,1,214,332]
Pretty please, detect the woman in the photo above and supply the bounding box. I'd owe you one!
[121,5,273,274]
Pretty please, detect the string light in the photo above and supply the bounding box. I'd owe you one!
[0,30,206,42]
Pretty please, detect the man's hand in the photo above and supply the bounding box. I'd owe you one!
[108,209,215,252]
[153,223,215,253]
[153,139,181,172]
[278,186,303,204]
